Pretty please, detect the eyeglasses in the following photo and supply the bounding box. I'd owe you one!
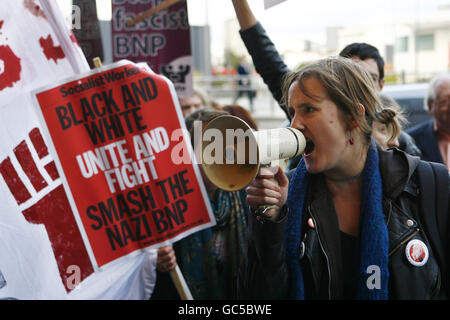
[435,96,450,108]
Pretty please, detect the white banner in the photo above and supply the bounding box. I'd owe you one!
[0,0,157,300]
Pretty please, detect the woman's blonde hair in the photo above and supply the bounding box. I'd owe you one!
[377,94,407,144]
[282,56,401,145]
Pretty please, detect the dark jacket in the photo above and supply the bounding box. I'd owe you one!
[406,119,444,165]
[237,146,450,299]
[398,131,422,157]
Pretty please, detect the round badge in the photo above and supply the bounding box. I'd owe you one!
[405,239,429,267]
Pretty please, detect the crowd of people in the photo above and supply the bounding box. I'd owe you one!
[152,0,449,300]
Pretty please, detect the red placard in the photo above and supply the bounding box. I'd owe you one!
[33,61,214,269]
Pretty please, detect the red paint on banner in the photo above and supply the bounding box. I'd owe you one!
[22,185,94,292]
[14,140,48,192]
[29,127,49,159]
[1,127,94,292]
[23,0,46,19]
[0,157,32,205]
[44,161,59,181]
[39,35,66,63]
[0,45,22,91]
[69,31,80,47]
[29,128,60,180]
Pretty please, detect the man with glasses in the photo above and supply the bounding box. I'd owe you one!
[407,73,450,169]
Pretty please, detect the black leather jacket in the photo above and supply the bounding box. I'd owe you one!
[238,146,449,299]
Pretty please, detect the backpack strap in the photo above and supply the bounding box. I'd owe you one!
[431,161,450,292]
[416,161,449,286]
[431,163,449,245]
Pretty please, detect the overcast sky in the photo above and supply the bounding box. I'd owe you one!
[58,0,450,59]
[186,0,449,27]
[189,0,449,58]
[59,0,450,32]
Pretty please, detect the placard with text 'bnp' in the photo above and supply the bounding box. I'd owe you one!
[33,61,215,268]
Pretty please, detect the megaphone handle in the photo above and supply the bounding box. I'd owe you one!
[254,163,278,223]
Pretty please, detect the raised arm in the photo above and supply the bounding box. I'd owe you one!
[231,0,257,30]
[231,0,291,119]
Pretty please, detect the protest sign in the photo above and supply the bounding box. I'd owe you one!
[111,0,193,98]
[32,60,215,269]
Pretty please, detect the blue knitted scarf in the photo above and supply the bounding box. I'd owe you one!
[286,141,389,299]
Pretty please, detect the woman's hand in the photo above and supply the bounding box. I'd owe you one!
[156,246,177,273]
[231,0,258,31]
[246,165,289,221]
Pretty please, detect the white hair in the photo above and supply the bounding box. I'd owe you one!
[426,73,450,108]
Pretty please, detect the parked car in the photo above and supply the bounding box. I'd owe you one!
[382,83,431,129]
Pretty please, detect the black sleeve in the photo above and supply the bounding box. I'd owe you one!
[149,271,180,300]
[239,22,291,120]
[237,206,289,299]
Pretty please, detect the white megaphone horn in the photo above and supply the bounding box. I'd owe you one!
[200,115,306,191]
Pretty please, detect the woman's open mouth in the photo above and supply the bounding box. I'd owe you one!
[303,137,315,156]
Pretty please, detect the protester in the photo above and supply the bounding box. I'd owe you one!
[340,45,421,156]
[179,88,213,117]
[339,42,385,91]
[407,73,450,169]
[151,109,250,300]
[231,0,420,159]
[238,56,449,300]
[233,56,255,109]
[155,246,177,274]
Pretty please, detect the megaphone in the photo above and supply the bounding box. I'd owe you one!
[200,115,306,191]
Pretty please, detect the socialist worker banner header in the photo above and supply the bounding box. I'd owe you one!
[32,60,215,269]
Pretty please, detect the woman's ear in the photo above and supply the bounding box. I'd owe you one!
[356,103,366,117]
[347,119,358,131]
